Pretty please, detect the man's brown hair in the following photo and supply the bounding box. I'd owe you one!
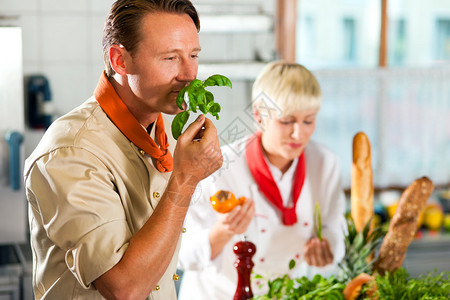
[102,0,200,77]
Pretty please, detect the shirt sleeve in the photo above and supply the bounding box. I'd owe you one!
[26,146,132,288]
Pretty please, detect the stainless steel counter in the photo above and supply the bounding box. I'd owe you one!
[403,231,450,277]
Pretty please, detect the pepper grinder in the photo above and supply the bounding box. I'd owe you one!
[233,236,256,300]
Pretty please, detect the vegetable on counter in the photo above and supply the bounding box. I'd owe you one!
[171,74,232,140]
[252,214,450,299]
[343,273,376,300]
[253,267,449,300]
[253,272,345,300]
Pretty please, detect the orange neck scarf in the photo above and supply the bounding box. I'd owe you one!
[94,72,173,172]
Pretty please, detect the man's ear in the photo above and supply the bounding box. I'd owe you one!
[109,44,128,75]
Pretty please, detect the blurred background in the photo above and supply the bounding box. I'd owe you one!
[0,0,449,298]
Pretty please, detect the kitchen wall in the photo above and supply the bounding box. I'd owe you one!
[0,0,276,157]
[0,1,274,298]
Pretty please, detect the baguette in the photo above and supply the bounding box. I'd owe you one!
[351,132,374,233]
[373,177,434,275]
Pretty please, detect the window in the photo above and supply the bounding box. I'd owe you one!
[389,19,406,65]
[295,0,450,189]
[343,18,357,62]
[436,19,450,61]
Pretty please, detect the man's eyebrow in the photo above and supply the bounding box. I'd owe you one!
[158,47,202,55]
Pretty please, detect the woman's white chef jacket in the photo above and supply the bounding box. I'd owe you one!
[178,136,347,300]
[24,97,181,300]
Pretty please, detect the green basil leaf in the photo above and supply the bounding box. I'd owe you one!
[188,92,197,113]
[189,79,204,88]
[209,102,221,120]
[203,74,232,88]
[289,259,296,270]
[198,104,207,114]
[205,90,214,105]
[171,111,190,140]
[195,87,206,105]
[176,86,187,110]
[209,102,221,114]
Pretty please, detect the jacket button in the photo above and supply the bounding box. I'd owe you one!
[173,274,180,281]
[154,285,160,291]
[182,227,187,233]
[153,192,160,199]
[139,149,145,156]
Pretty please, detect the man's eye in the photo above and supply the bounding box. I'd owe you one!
[304,120,313,125]
[191,54,199,59]
[165,57,177,61]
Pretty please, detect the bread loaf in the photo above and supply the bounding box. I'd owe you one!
[373,177,434,275]
[351,132,374,233]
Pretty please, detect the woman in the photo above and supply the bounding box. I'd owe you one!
[178,61,347,299]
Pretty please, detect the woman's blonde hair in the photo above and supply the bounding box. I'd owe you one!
[252,61,322,117]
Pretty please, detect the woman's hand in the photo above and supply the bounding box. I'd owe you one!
[209,198,255,259]
[216,197,255,234]
[303,237,334,267]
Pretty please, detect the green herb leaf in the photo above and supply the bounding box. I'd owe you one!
[208,102,221,120]
[203,74,232,88]
[205,91,214,104]
[171,111,190,140]
[171,74,231,139]
[289,259,296,270]
[189,78,203,88]
[314,202,323,241]
[176,86,187,110]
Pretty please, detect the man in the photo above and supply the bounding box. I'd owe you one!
[24,0,222,299]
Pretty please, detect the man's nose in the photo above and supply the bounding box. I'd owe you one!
[178,59,197,82]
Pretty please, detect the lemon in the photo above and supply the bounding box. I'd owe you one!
[424,208,443,231]
[386,202,398,219]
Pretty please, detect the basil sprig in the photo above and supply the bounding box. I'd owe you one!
[314,202,323,241]
[171,74,232,140]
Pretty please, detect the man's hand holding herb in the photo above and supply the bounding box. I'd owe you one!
[171,114,223,187]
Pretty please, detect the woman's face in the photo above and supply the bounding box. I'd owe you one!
[259,108,319,172]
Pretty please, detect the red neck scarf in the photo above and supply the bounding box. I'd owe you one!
[245,132,306,225]
[94,72,173,172]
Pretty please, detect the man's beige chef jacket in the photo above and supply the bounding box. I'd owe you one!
[24,97,181,299]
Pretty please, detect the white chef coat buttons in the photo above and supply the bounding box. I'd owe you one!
[173,274,180,281]
[154,285,160,291]
[153,192,160,199]
[182,227,187,233]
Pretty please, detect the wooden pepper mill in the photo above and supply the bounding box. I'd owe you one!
[233,236,256,300]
